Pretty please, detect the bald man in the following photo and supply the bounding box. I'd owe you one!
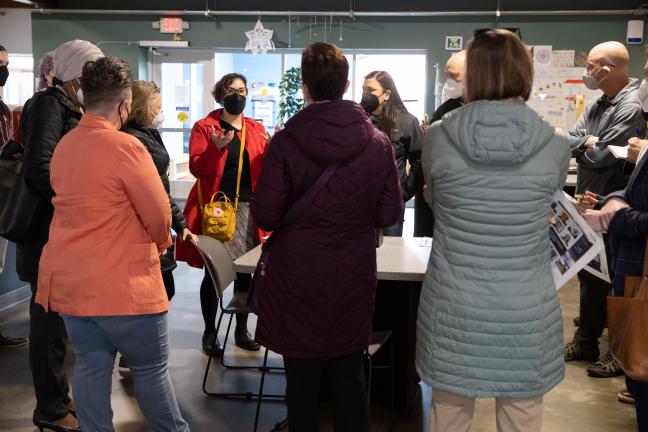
[565,41,645,378]
[414,50,466,237]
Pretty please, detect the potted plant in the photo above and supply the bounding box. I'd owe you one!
[278,66,304,126]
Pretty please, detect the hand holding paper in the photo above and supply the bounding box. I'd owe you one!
[608,145,629,159]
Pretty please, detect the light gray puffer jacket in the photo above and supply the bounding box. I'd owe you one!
[416,99,569,398]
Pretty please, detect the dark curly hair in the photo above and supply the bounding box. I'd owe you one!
[302,42,348,101]
[81,56,132,108]
[212,73,247,104]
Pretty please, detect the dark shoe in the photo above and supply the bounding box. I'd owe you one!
[564,341,599,362]
[0,332,28,348]
[235,328,261,351]
[573,316,580,327]
[618,391,635,404]
[587,351,624,378]
[33,413,80,432]
[202,331,223,356]
[118,355,131,379]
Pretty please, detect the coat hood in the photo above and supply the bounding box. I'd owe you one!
[441,99,556,166]
[283,99,377,165]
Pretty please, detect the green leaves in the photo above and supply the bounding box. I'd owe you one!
[278,67,305,126]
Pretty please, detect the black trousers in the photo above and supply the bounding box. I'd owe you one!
[627,376,648,432]
[283,351,369,432]
[572,270,611,349]
[200,271,250,333]
[28,282,71,420]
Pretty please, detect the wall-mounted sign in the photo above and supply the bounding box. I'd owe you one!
[152,18,190,34]
[445,36,463,51]
[160,17,184,34]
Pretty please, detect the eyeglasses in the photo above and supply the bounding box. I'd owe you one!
[225,87,247,97]
[474,27,523,41]
[586,63,616,71]
[150,80,159,90]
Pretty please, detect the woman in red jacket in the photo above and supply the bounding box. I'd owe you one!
[176,73,269,354]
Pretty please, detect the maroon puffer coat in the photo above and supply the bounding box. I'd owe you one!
[250,99,403,359]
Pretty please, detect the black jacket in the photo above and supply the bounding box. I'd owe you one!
[122,121,187,234]
[16,87,82,282]
[413,97,465,237]
[372,108,423,202]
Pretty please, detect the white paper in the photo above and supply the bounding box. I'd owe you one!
[549,191,605,289]
[419,237,433,247]
[532,45,553,69]
[608,145,628,159]
[584,234,611,282]
[551,50,575,68]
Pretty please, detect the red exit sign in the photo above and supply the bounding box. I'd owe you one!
[160,17,184,34]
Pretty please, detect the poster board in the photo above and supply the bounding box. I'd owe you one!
[527,67,602,132]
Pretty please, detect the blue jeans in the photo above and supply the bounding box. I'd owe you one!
[62,313,189,432]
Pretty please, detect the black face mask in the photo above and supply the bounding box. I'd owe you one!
[223,93,247,116]
[360,93,380,114]
[0,66,9,87]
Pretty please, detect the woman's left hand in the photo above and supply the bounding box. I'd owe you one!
[182,228,198,245]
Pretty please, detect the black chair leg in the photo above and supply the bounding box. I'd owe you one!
[366,354,373,403]
[220,313,235,368]
[253,349,270,431]
[388,336,395,431]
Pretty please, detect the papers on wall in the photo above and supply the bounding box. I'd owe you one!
[528,67,602,132]
[549,191,605,289]
[609,145,629,159]
[551,50,575,68]
[532,45,553,69]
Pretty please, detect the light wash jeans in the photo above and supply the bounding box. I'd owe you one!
[62,312,189,432]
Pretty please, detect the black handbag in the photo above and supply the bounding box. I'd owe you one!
[0,139,47,244]
[159,236,177,273]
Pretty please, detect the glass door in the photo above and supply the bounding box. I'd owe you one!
[150,49,215,196]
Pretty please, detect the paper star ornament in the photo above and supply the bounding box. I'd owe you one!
[245,19,276,55]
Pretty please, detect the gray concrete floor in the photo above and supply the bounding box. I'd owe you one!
[0,264,637,432]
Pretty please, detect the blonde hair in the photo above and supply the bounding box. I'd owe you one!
[129,80,160,126]
[464,29,533,103]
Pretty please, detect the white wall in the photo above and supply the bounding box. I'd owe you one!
[0,10,33,54]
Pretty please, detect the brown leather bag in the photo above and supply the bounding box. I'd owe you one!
[607,243,648,381]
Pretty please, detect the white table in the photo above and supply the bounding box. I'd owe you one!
[234,236,432,282]
[234,236,432,413]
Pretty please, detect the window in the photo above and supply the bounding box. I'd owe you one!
[3,54,34,106]
[354,53,427,121]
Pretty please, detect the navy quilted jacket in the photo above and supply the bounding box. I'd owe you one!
[250,99,403,359]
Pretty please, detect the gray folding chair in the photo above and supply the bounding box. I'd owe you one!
[193,235,284,431]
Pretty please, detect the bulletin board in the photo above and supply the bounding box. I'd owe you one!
[527,66,602,132]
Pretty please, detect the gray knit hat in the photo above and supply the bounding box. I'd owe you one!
[53,40,103,83]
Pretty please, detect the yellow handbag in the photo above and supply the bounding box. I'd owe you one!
[197,122,246,242]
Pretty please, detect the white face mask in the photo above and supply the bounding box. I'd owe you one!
[443,78,463,100]
[75,88,84,105]
[582,66,609,91]
[149,111,165,129]
[638,79,648,112]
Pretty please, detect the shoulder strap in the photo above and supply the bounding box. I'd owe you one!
[281,164,339,226]
[232,118,246,213]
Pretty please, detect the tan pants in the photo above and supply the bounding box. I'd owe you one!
[429,389,544,432]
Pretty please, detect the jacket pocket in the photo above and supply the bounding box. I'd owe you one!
[128,243,163,305]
